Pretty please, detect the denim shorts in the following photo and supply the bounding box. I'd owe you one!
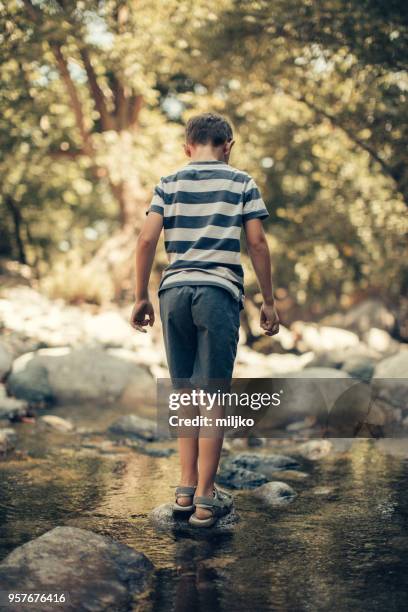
[159,285,240,389]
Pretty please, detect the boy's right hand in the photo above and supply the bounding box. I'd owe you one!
[130,299,155,333]
[260,302,280,336]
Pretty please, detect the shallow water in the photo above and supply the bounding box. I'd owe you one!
[1,403,408,611]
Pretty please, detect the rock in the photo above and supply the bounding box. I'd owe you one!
[275,470,309,480]
[40,415,74,432]
[122,438,175,457]
[341,354,376,381]
[306,345,381,379]
[0,427,17,453]
[0,286,86,347]
[364,328,400,354]
[286,416,317,432]
[245,368,352,429]
[0,342,13,380]
[264,352,314,373]
[297,440,333,460]
[247,436,267,447]
[7,352,53,404]
[84,311,135,347]
[217,452,300,489]
[109,414,158,441]
[253,481,297,506]
[234,345,313,376]
[305,350,347,370]
[216,466,268,490]
[150,502,239,533]
[321,299,395,335]
[292,323,359,353]
[0,286,157,351]
[7,346,155,405]
[224,452,300,474]
[0,386,29,421]
[0,526,154,612]
[325,384,399,437]
[372,351,408,409]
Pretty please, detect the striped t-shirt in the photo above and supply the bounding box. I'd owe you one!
[146,160,269,303]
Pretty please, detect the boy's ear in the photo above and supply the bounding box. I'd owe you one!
[183,142,192,158]
[223,139,235,161]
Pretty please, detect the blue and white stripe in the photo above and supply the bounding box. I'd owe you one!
[147,160,269,301]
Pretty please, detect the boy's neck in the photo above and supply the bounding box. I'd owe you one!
[189,144,225,163]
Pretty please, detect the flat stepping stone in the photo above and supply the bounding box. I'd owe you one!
[150,502,240,534]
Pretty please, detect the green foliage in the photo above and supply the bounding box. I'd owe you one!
[0,0,406,309]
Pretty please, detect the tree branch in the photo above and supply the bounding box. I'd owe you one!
[128,94,143,128]
[23,0,93,155]
[112,75,128,131]
[79,48,115,131]
[293,93,394,178]
[51,43,93,154]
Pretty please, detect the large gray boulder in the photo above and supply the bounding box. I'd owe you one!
[240,368,353,429]
[7,346,155,405]
[0,526,154,612]
[372,351,408,409]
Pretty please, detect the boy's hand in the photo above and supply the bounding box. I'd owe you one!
[130,299,155,333]
[260,302,280,336]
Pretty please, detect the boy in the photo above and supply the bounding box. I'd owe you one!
[130,113,279,527]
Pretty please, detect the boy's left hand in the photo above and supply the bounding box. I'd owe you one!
[130,299,155,332]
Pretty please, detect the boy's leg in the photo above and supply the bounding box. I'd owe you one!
[159,287,199,506]
[197,436,224,497]
[191,287,240,515]
[179,433,198,486]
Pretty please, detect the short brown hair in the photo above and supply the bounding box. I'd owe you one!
[185,113,233,146]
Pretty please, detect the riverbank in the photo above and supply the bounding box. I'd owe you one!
[1,284,407,437]
[1,282,408,610]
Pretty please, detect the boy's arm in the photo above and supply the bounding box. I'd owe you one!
[130,211,163,332]
[244,218,279,336]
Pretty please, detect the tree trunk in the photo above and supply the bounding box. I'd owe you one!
[5,196,26,264]
[83,174,149,301]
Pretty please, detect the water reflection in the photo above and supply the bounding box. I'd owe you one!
[0,405,407,611]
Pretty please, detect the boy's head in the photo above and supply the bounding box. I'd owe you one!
[184,113,235,162]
